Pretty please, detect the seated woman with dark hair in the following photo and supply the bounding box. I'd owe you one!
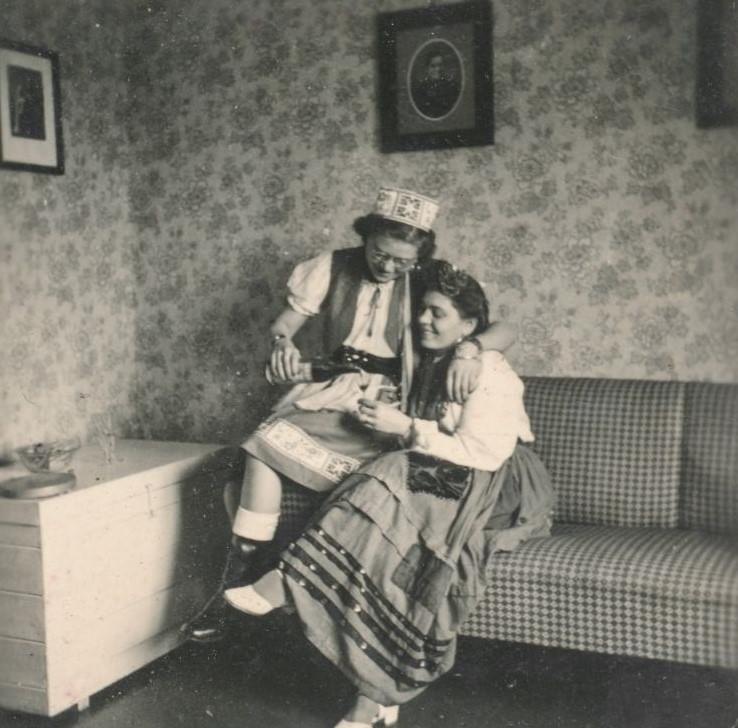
[224,260,555,728]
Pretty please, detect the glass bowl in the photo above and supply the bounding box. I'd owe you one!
[15,437,81,473]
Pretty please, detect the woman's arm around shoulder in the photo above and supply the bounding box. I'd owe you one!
[445,320,517,403]
[412,351,529,470]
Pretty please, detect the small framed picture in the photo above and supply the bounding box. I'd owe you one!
[0,39,64,174]
[377,0,493,153]
[696,0,737,128]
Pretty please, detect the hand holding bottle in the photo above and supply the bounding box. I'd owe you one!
[265,350,361,385]
[266,335,302,383]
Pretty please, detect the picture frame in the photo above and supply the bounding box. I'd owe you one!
[0,39,64,174]
[377,0,493,153]
[696,0,737,128]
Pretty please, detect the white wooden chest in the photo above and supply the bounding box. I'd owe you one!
[0,440,241,717]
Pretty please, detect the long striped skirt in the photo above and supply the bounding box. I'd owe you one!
[278,447,541,705]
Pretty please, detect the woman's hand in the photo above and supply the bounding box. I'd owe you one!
[355,398,412,437]
[446,356,482,404]
[266,337,303,383]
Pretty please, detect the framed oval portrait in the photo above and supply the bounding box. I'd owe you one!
[378,0,493,152]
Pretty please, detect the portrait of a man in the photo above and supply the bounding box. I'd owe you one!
[408,40,463,120]
[8,65,46,140]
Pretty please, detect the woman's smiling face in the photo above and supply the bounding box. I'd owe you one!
[364,234,418,283]
[417,290,476,350]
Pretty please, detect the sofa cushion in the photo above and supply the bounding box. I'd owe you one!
[680,382,738,535]
[462,523,738,668]
[522,378,684,528]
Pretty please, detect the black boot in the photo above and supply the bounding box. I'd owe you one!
[182,538,261,643]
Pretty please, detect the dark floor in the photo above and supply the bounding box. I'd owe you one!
[2,613,737,728]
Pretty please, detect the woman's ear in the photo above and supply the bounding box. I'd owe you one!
[461,318,477,339]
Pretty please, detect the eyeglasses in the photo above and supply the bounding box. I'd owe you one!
[367,244,417,273]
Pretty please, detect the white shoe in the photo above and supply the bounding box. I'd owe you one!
[376,705,399,727]
[223,585,274,616]
[333,704,399,728]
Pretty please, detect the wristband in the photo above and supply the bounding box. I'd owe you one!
[401,417,416,444]
[271,333,287,347]
[454,336,482,360]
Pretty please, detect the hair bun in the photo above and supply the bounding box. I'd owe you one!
[421,260,490,334]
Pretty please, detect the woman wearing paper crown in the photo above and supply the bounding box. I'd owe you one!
[182,188,516,642]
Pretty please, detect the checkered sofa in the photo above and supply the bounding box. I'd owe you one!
[276,377,738,669]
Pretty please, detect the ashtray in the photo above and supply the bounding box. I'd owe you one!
[0,471,76,499]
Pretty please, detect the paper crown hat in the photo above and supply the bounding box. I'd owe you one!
[374,187,439,232]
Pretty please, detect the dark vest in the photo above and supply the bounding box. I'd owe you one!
[322,247,423,356]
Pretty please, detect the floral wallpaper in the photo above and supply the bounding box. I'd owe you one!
[1,0,737,450]
[1,2,140,452]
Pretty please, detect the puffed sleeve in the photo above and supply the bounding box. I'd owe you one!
[411,352,533,471]
[286,251,333,316]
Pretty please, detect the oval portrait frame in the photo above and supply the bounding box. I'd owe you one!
[407,38,465,122]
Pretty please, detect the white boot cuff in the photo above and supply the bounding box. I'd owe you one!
[232,507,280,541]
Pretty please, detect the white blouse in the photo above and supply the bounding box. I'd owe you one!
[277,251,400,413]
[411,351,534,471]
[287,251,397,357]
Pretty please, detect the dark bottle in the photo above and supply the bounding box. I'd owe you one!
[302,359,362,382]
[266,359,362,385]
